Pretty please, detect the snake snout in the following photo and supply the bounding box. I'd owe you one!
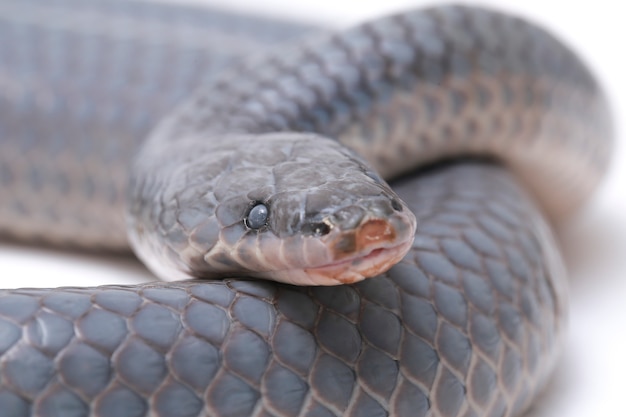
[328,204,415,259]
[302,196,416,284]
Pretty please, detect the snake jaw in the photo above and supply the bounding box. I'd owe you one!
[304,239,413,284]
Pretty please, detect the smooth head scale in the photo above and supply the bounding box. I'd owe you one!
[128,132,416,285]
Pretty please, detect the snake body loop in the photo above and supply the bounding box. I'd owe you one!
[0,1,613,416]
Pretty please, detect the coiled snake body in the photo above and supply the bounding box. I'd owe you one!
[0,1,613,417]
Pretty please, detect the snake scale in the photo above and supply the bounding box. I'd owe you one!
[0,1,613,417]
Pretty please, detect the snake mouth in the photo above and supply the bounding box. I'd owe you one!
[304,239,412,284]
[301,214,416,285]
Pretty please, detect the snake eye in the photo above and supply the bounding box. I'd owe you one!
[246,203,269,229]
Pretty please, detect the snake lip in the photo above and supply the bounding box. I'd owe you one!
[304,239,413,285]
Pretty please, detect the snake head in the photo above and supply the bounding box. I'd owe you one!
[128,133,416,285]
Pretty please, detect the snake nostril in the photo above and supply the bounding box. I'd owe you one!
[311,222,331,236]
[391,198,403,212]
[303,221,332,236]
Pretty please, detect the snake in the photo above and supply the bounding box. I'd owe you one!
[0,0,613,416]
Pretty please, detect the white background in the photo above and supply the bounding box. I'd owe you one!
[1,1,625,416]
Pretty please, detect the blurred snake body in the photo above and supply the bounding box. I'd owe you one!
[0,1,613,417]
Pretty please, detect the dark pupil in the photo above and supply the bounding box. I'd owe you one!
[246,204,268,229]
